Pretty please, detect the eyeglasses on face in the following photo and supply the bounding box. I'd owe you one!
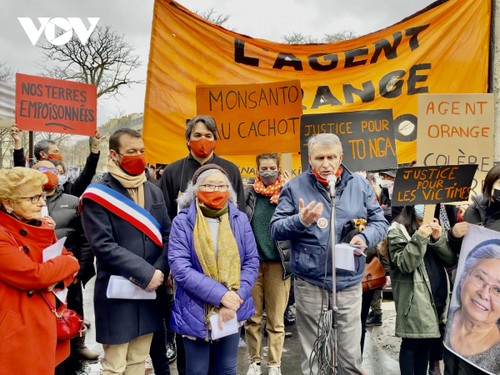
[15,193,47,204]
[468,271,500,300]
[199,184,229,192]
[37,166,58,174]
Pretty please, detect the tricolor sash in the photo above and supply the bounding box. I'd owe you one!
[81,184,163,248]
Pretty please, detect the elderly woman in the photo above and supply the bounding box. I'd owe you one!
[444,240,500,375]
[168,164,259,375]
[0,167,80,375]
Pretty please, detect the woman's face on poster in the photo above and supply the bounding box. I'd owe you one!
[460,259,500,325]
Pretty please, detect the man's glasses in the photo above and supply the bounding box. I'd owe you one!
[199,184,229,192]
[37,166,58,174]
[468,271,500,300]
[15,193,47,204]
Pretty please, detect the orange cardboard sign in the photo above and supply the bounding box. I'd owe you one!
[16,73,97,136]
[196,80,302,154]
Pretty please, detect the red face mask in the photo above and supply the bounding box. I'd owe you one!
[189,138,216,158]
[120,154,147,176]
[48,153,62,161]
[197,191,230,210]
[43,171,59,191]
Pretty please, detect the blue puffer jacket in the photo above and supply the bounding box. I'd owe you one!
[168,201,259,339]
[270,166,388,291]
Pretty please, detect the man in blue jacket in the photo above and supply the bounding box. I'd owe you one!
[270,133,388,375]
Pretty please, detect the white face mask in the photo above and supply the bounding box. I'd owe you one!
[414,204,425,219]
[380,179,394,189]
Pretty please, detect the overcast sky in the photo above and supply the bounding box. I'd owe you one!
[0,0,436,126]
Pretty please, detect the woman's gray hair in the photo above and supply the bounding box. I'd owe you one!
[307,133,343,154]
[177,169,237,209]
[456,239,500,308]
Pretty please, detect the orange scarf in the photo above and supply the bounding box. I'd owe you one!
[312,166,343,187]
[253,175,285,204]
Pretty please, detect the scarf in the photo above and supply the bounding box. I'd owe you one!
[312,166,343,187]
[107,159,147,207]
[193,200,241,327]
[253,175,285,204]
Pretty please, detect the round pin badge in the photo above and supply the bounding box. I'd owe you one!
[317,217,328,229]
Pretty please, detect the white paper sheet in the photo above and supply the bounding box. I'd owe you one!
[210,313,239,340]
[42,237,68,303]
[42,236,66,262]
[53,288,68,303]
[106,275,157,300]
[334,243,365,271]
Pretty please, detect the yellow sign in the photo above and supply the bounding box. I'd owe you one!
[144,0,491,171]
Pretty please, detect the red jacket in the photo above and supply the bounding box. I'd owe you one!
[0,210,80,374]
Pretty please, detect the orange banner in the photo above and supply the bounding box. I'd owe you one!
[16,73,97,136]
[144,0,491,174]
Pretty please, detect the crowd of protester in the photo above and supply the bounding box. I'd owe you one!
[0,118,499,375]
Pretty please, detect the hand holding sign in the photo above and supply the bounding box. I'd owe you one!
[428,218,442,240]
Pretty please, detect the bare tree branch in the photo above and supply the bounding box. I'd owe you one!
[40,25,141,98]
[282,32,320,44]
[324,30,357,43]
[196,8,233,29]
[282,30,357,44]
[0,61,14,83]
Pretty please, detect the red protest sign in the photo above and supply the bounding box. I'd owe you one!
[15,73,97,136]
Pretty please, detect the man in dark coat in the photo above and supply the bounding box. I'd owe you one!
[158,115,245,219]
[80,128,170,374]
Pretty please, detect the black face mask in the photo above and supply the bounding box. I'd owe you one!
[492,188,500,202]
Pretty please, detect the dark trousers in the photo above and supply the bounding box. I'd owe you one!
[399,338,434,375]
[150,286,171,375]
[183,331,240,375]
[176,333,187,375]
[66,281,83,317]
[150,322,171,375]
[429,305,446,362]
[58,282,85,375]
[360,289,376,353]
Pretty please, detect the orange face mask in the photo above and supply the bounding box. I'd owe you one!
[189,138,216,158]
[120,154,146,176]
[48,153,62,161]
[43,171,59,191]
[197,191,230,210]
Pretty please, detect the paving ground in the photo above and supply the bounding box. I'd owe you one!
[76,277,408,375]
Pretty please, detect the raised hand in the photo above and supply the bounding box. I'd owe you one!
[299,198,324,226]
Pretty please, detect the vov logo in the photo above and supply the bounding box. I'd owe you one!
[18,17,100,46]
